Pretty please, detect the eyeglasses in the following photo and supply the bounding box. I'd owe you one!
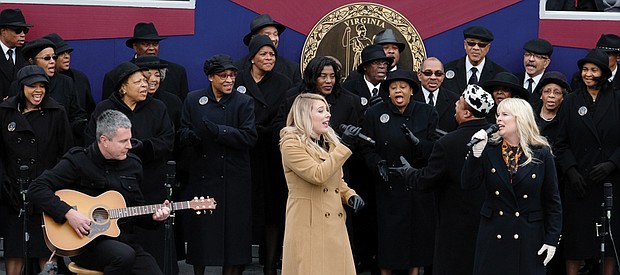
[523,52,549,60]
[35,55,58,61]
[371,60,389,66]
[215,71,237,80]
[465,41,489,48]
[10,28,29,34]
[420,70,445,77]
[542,89,563,96]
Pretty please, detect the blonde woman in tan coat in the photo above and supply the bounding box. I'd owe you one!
[280,93,365,275]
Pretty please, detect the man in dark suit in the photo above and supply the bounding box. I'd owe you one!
[516,38,553,110]
[443,26,508,96]
[414,57,459,133]
[389,84,495,275]
[0,8,31,99]
[342,44,392,110]
[344,28,406,82]
[101,22,189,101]
[234,14,301,86]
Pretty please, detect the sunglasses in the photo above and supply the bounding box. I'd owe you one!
[420,70,445,77]
[215,71,237,80]
[10,27,29,34]
[35,55,59,61]
[466,41,489,48]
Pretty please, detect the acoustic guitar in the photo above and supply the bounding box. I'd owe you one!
[42,189,216,256]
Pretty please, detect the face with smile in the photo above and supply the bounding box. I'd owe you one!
[120,71,148,105]
[316,65,335,95]
[252,46,276,72]
[464,38,490,66]
[33,47,57,77]
[540,83,564,112]
[100,127,132,160]
[146,68,161,94]
[209,69,237,99]
[23,82,46,109]
[581,63,603,88]
[388,80,413,113]
[256,26,280,48]
[311,99,331,138]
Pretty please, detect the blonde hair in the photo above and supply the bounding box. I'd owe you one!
[490,98,550,166]
[280,93,340,156]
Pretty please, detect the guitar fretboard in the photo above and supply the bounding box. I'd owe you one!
[109,201,190,219]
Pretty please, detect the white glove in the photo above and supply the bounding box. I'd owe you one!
[471,129,488,158]
[537,244,556,266]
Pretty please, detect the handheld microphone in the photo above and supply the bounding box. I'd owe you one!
[166,161,176,188]
[466,124,499,148]
[338,124,376,145]
[604,182,613,220]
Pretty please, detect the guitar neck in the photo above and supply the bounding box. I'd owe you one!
[109,201,190,219]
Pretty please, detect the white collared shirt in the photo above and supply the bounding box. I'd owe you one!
[421,86,439,106]
[523,73,544,92]
[465,56,486,81]
[0,41,14,64]
[364,75,382,97]
[610,66,618,82]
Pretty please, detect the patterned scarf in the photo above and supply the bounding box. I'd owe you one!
[501,140,522,180]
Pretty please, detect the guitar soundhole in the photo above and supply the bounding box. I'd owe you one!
[92,208,109,224]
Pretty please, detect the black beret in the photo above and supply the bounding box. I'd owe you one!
[21,38,56,61]
[523,38,553,56]
[204,54,237,76]
[463,26,494,42]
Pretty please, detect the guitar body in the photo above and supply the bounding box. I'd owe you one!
[42,190,126,256]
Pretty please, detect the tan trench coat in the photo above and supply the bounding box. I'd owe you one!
[280,132,357,275]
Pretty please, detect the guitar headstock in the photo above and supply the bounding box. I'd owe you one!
[190,196,217,215]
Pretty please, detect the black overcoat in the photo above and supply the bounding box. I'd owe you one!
[462,143,562,275]
[234,54,302,86]
[178,86,257,265]
[412,87,459,133]
[443,56,508,95]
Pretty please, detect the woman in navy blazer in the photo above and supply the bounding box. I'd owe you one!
[462,98,562,275]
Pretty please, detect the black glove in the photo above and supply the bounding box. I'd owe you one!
[203,117,219,136]
[130,138,143,152]
[401,124,420,146]
[377,160,389,182]
[340,124,362,150]
[590,161,616,183]
[389,156,414,177]
[369,96,383,107]
[566,167,587,198]
[188,130,201,143]
[348,195,365,213]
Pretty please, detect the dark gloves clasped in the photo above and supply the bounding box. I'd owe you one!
[348,195,365,213]
[566,167,587,198]
[203,117,219,136]
[590,161,616,183]
[340,125,362,150]
[378,160,389,182]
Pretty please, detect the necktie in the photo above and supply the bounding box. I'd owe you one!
[428,92,435,106]
[372,88,378,97]
[527,78,534,93]
[468,67,478,85]
[7,49,14,72]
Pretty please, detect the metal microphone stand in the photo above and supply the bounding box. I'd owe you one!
[598,182,613,273]
[163,161,176,275]
[19,165,30,275]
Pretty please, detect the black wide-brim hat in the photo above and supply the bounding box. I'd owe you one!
[381,69,419,95]
[596,34,620,53]
[248,34,278,60]
[0,8,32,28]
[243,14,286,46]
[134,54,168,69]
[482,72,529,101]
[534,71,570,95]
[577,48,612,78]
[374,28,405,53]
[21,38,56,61]
[125,22,167,48]
[356,44,393,74]
[43,33,74,55]
[110,62,149,92]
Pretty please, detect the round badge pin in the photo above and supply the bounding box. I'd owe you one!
[380,114,390,123]
[199,96,209,105]
[7,122,15,132]
[445,70,455,79]
[578,106,587,116]
[361,97,368,106]
[237,86,247,94]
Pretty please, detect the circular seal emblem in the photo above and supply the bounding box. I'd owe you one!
[7,122,15,132]
[199,96,209,105]
[380,113,390,123]
[445,70,455,79]
[578,106,587,116]
[361,97,368,106]
[237,86,247,94]
[301,3,427,81]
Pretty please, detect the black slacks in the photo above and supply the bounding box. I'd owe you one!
[71,238,163,275]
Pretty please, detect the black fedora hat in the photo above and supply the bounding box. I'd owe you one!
[21,38,56,61]
[248,34,277,59]
[577,48,612,78]
[0,8,32,28]
[43,33,74,55]
[481,72,529,100]
[534,71,570,95]
[374,29,405,53]
[110,62,148,92]
[134,54,167,69]
[125,22,167,48]
[17,65,49,86]
[356,45,393,73]
[596,34,620,53]
[381,69,419,95]
[243,14,286,46]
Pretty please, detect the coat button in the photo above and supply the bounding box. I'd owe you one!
[495,191,500,196]
[338,213,343,217]
[220,155,224,159]
[531,174,536,179]
[491,168,496,173]
[16,137,21,143]
[323,188,328,192]
[515,212,520,217]
[325,212,330,217]
[30,158,35,164]
[496,234,502,239]
[335,188,339,193]
[203,154,207,158]
[523,194,528,199]
[30,138,35,144]
[220,175,224,179]
[514,234,519,239]
[499,211,504,216]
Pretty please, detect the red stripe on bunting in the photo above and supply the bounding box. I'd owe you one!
[539,19,620,49]
[230,0,521,38]
[0,3,194,40]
